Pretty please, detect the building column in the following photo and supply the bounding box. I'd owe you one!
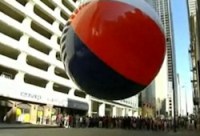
[22,17,32,31]
[69,88,75,96]
[48,65,55,74]
[25,1,35,12]
[132,110,137,117]
[86,95,92,117]
[53,21,60,32]
[54,7,61,18]
[49,50,57,60]
[19,35,29,46]
[122,108,126,117]
[30,104,38,124]
[98,103,105,117]
[51,35,58,44]
[17,35,28,72]
[14,72,25,82]
[17,52,27,64]
[128,109,133,116]
[46,81,53,91]
[87,101,92,117]
[112,106,117,117]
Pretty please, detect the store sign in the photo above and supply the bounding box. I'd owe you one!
[17,90,68,107]
[20,92,42,101]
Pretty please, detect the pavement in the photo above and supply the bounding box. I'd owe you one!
[0,123,59,129]
[0,128,199,136]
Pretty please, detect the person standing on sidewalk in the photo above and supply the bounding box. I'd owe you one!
[80,116,83,128]
[63,114,67,128]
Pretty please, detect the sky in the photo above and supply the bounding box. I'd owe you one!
[171,0,193,114]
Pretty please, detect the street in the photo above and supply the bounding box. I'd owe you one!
[0,128,199,136]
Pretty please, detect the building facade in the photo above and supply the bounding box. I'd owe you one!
[188,0,197,16]
[0,0,138,124]
[187,0,200,116]
[142,0,177,117]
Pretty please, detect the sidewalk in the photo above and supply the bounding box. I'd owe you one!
[0,123,59,129]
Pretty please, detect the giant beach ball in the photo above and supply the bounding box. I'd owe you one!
[60,0,165,100]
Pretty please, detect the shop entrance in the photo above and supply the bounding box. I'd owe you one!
[0,106,12,122]
[0,99,13,123]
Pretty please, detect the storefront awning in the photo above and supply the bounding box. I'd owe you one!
[68,99,88,111]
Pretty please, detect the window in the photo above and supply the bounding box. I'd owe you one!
[34,5,54,24]
[26,55,50,71]
[40,0,56,10]
[24,74,48,88]
[31,21,52,39]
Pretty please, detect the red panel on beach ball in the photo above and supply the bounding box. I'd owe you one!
[60,0,165,100]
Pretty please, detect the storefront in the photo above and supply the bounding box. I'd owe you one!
[0,79,89,124]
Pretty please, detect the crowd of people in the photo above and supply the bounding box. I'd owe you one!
[55,114,199,131]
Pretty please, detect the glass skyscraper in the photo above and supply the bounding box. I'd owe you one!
[143,0,178,117]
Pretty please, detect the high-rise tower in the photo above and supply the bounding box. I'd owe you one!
[143,0,178,117]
